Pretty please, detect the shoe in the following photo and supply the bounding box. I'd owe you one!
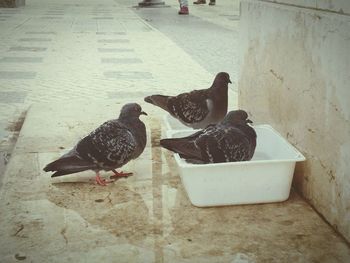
[193,0,206,4]
[209,1,215,5]
[178,6,189,15]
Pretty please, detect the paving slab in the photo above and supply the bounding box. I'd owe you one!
[0,101,350,263]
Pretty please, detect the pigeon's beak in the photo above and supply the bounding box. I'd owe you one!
[141,111,148,116]
[229,78,232,84]
[246,119,253,124]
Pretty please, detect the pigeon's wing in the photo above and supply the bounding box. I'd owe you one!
[219,127,253,161]
[195,126,254,163]
[76,120,137,169]
[160,129,205,161]
[167,89,210,124]
[194,126,225,163]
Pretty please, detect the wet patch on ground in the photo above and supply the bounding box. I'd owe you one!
[47,181,152,242]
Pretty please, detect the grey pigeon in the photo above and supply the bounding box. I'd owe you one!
[43,103,147,186]
[144,72,231,129]
[160,110,256,164]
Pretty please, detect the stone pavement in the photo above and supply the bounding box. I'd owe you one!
[1,0,350,262]
[1,101,350,263]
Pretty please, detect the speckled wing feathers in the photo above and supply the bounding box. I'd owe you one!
[196,126,253,163]
[198,124,255,163]
[168,89,209,124]
[76,120,136,169]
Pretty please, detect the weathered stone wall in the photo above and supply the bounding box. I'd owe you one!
[261,0,350,15]
[238,0,350,241]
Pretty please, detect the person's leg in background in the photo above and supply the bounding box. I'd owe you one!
[178,0,189,15]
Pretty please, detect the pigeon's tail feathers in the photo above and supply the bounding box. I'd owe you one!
[144,95,170,112]
[43,155,95,178]
[183,158,206,164]
[50,168,88,177]
[160,138,202,161]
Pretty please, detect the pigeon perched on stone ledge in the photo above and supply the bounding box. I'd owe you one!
[144,72,231,129]
[160,110,256,164]
[43,103,147,186]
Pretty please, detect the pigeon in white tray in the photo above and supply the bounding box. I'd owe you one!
[144,72,231,129]
[160,110,256,164]
[43,103,147,186]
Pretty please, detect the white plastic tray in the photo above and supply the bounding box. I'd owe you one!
[167,125,306,207]
[163,113,191,131]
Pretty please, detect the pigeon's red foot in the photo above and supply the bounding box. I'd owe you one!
[95,173,114,186]
[110,169,133,179]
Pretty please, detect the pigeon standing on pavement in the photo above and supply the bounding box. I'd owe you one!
[160,110,256,164]
[43,103,147,186]
[144,72,231,129]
